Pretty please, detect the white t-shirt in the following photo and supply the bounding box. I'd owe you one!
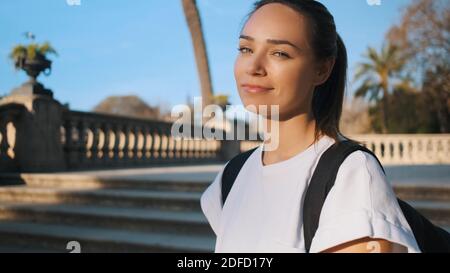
[200,135,421,253]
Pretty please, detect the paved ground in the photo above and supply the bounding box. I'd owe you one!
[386,165,450,185]
[9,164,448,186]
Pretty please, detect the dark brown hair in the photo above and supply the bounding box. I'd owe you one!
[246,0,348,142]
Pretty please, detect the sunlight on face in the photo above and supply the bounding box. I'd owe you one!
[234,3,319,120]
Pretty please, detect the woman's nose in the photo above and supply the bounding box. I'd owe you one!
[246,56,267,77]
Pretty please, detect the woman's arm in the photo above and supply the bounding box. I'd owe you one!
[321,237,408,253]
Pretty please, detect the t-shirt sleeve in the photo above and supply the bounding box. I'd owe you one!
[200,162,229,236]
[309,151,421,253]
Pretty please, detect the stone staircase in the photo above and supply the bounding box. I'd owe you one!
[0,167,448,253]
[0,170,217,253]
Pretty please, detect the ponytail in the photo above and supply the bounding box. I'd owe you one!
[312,34,347,141]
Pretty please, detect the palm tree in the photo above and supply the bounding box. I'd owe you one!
[354,42,409,133]
[181,0,214,110]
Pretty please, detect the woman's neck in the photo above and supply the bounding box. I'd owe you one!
[262,113,319,166]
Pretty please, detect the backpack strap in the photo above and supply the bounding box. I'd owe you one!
[303,139,385,253]
[221,147,258,207]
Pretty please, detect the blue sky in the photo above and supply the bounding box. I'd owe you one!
[0,0,411,112]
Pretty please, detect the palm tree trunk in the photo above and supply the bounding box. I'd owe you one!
[181,0,214,110]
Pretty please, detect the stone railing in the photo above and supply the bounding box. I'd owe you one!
[240,134,450,165]
[0,97,240,172]
[62,110,224,170]
[0,98,449,172]
[351,134,450,165]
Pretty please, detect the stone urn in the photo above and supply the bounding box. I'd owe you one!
[16,52,52,81]
[11,52,54,97]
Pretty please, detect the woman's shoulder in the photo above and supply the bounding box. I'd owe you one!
[328,148,413,230]
[200,162,229,236]
[200,145,261,211]
[340,149,384,175]
[337,148,389,188]
[201,162,228,207]
[311,149,420,252]
[334,148,390,198]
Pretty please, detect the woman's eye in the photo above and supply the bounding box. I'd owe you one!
[238,47,251,54]
[237,47,290,58]
[272,51,290,58]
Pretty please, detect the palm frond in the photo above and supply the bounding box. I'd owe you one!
[9,45,27,59]
[354,62,376,81]
[355,78,378,99]
[38,41,58,56]
[27,43,38,59]
[366,46,382,67]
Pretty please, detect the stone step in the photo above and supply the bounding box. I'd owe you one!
[0,197,446,229]
[0,186,202,211]
[407,200,450,227]
[0,243,60,253]
[0,202,214,236]
[0,220,215,253]
[394,184,450,202]
[0,173,210,192]
[2,173,448,202]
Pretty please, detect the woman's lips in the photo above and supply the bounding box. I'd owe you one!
[241,84,274,93]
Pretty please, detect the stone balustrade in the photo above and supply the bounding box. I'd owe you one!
[351,134,450,165]
[0,101,448,172]
[241,135,450,165]
[62,110,224,170]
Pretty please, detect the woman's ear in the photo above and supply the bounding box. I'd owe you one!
[313,57,336,86]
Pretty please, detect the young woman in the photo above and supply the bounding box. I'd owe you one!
[201,0,420,253]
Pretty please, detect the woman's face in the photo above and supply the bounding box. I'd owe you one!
[234,3,327,120]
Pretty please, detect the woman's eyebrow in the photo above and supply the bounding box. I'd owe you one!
[239,35,302,51]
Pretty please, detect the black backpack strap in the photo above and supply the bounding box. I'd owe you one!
[303,140,384,253]
[221,147,258,207]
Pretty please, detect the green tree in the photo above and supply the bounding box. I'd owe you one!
[353,43,411,133]
[387,0,449,132]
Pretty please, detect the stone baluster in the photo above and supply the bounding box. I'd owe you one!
[0,113,14,170]
[64,118,78,168]
[76,119,88,169]
[131,124,140,164]
[122,124,131,166]
[139,127,147,164]
[111,123,122,167]
[101,123,111,166]
[90,122,101,167]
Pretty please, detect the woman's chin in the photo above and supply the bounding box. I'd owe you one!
[242,103,280,119]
